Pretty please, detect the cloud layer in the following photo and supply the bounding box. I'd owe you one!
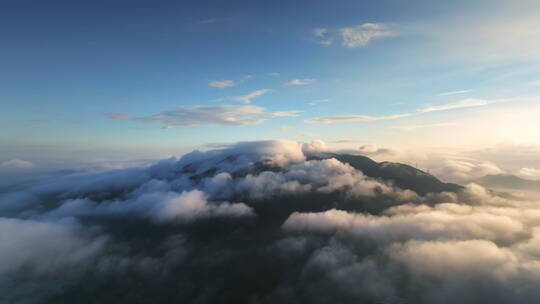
[1,139,539,303]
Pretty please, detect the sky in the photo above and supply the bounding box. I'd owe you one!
[1,0,540,172]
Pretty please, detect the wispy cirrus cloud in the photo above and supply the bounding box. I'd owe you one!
[340,23,397,48]
[306,113,410,124]
[312,28,327,37]
[418,99,489,113]
[312,28,333,45]
[230,89,270,104]
[439,89,473,96]
[308,99,331,106]
[209,80,235,88]
[287,79,315,86]
[313,23,397,48]
[105,105,300,128]
[306,98,495,124]
[390,122,457,131]
[1,159,35,169]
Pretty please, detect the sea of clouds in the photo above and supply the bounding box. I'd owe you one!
[1,140,540,303]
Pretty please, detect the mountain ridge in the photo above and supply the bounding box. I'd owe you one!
[311,153,463,195]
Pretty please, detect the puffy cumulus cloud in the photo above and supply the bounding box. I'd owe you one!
[149,190,253,223]
[301,139,328,155]
[3,139,540,303]
[177,140,307,173]
[286,159,386,197]
[105,104,300,128]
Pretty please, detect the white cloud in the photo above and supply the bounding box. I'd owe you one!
[267,110,303,117]
[419,99,489,113]
[340,23,397,48]
[209,80,235,88]
[0,218,106,277]
[313,28,327,37]
[1,159,35,169]
[358,144,399,157]
[434,159,504,182]
[230,89,270,104]
[306,98,495,124]
[312,28,333,45]
[518,168,540,181]
[283,202,525,245]
[287,79,315,86]
[305,113,410,124]
[105,105,300,128]
[301,140,328,154]
[312,23,396,48]
[439,89,473,96]
[151,190,253,223]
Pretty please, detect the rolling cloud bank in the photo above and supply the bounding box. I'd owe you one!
[2,140,540,303]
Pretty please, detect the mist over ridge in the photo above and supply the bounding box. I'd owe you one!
[1,139,540,303]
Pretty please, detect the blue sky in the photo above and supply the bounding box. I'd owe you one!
[1,0,540,169]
